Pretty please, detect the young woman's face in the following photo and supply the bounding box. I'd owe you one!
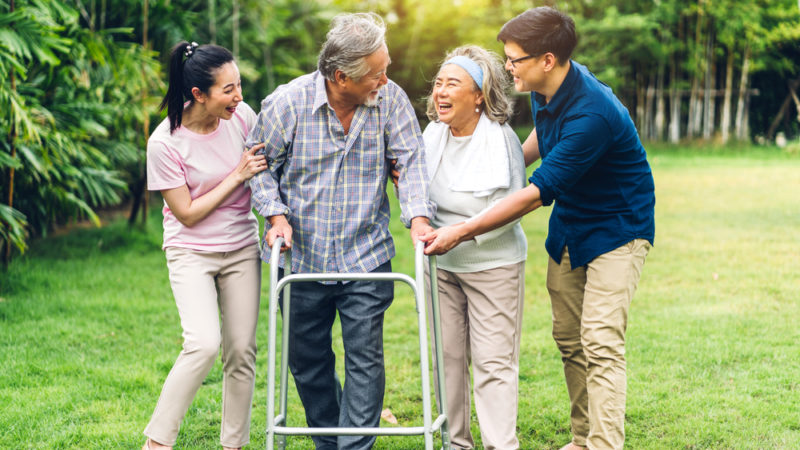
[199,62,242,120]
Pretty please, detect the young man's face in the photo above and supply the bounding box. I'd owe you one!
[503,40,544,93]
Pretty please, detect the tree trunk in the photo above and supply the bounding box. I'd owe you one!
[668,18,682,143]
[209,0,216,44]
[767,78,800,140]
[702,28,715,140]
[655,60,666,141]
[232,0,239,60]
[129,0,150,226]
[720,47,734,143]
[5,80,17,266]
[645,72,656,140]
[687,7,704,139]
[743,89,751,140]
[669,72,681,142]
[767,95,793,140]
[5,0,16,266]
[636,69,646,137]
[789,80,800,124]
[688,77,702,138]
[100,0,106,30]
[734,43,751,140]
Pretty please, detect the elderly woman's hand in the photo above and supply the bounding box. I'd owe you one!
[420,223,467,255]
[389,159,400,188]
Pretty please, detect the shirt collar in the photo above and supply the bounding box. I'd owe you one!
[312,71,329,114]
[535,60,578,116]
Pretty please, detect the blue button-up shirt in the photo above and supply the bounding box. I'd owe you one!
[248,71,435,275]
[529,61,655,269]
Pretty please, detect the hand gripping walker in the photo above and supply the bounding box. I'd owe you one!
[265,238,451,449]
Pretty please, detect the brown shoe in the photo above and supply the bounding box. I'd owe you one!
[559,443,587,450]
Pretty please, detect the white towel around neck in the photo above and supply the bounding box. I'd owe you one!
[423,113,510,197]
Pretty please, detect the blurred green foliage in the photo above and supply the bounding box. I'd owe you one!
[2,0,799,261]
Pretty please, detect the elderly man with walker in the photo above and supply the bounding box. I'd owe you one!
[248,12,436,450]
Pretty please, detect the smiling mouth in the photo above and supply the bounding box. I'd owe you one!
[437,102,452,114]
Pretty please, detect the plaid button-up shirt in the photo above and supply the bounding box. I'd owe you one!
[247,71,435,276]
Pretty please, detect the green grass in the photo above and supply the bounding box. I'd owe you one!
[1,147,799,449]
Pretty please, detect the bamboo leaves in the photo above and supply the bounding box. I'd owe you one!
[1,0,158,262]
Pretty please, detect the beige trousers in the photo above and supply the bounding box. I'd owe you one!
[430,261,525,450]
[547,239,650,450]
[144,244,261,447]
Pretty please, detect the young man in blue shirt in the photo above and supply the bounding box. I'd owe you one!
[421,6,655,450]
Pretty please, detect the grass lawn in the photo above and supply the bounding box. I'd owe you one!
[1,146,799,449]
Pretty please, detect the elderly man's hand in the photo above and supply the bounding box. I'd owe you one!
[266,215,293,252]
[409,216,434,247]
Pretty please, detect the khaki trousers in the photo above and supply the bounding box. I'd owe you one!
[547,239,650,450]
[144,244,261,447]
[430,261,525,450]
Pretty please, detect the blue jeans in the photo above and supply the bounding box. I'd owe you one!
[279,261,394,450]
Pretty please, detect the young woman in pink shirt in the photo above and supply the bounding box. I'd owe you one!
[142,41,266,450]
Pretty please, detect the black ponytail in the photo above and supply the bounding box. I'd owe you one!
[159,41,235,134]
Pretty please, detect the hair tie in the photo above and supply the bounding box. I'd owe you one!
[184,42,199,58]
[443,55,484,90]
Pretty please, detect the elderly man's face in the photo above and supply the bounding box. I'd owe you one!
[346,45,390,106]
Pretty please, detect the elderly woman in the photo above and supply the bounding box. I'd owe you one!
[424,46,527,450]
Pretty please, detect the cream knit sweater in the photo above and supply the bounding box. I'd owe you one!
[427,123,528,272]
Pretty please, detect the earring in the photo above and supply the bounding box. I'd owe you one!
[475,107,480,113]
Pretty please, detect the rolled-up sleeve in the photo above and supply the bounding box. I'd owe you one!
[529,112,612,206]
[248,92,295,218]
[384,88,436,226]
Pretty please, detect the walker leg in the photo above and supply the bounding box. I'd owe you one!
[415,244,433,449]
[267,266,279,449]
[428,256,451,450]
[267,239,288,450]
[277,281,291,450]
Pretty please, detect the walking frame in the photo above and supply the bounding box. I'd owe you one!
[265,238,451,449]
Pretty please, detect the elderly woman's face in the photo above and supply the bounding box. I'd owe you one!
[433,64,483,131]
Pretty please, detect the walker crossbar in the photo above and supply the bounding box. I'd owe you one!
[265,238,450,449]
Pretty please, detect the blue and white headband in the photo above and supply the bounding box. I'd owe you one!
[443,55,484,90]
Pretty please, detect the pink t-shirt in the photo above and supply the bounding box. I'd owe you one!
[147,102,259,252]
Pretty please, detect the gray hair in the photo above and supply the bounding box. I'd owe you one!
[426,45,514,125]
[318,13,387,82]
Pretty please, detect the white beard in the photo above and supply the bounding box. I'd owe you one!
[364,93,380,107]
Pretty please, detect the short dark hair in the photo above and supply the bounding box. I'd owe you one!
[160,42,234,133]
[497,7,577,64]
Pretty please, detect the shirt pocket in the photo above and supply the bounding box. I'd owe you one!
[352,129,384,174]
